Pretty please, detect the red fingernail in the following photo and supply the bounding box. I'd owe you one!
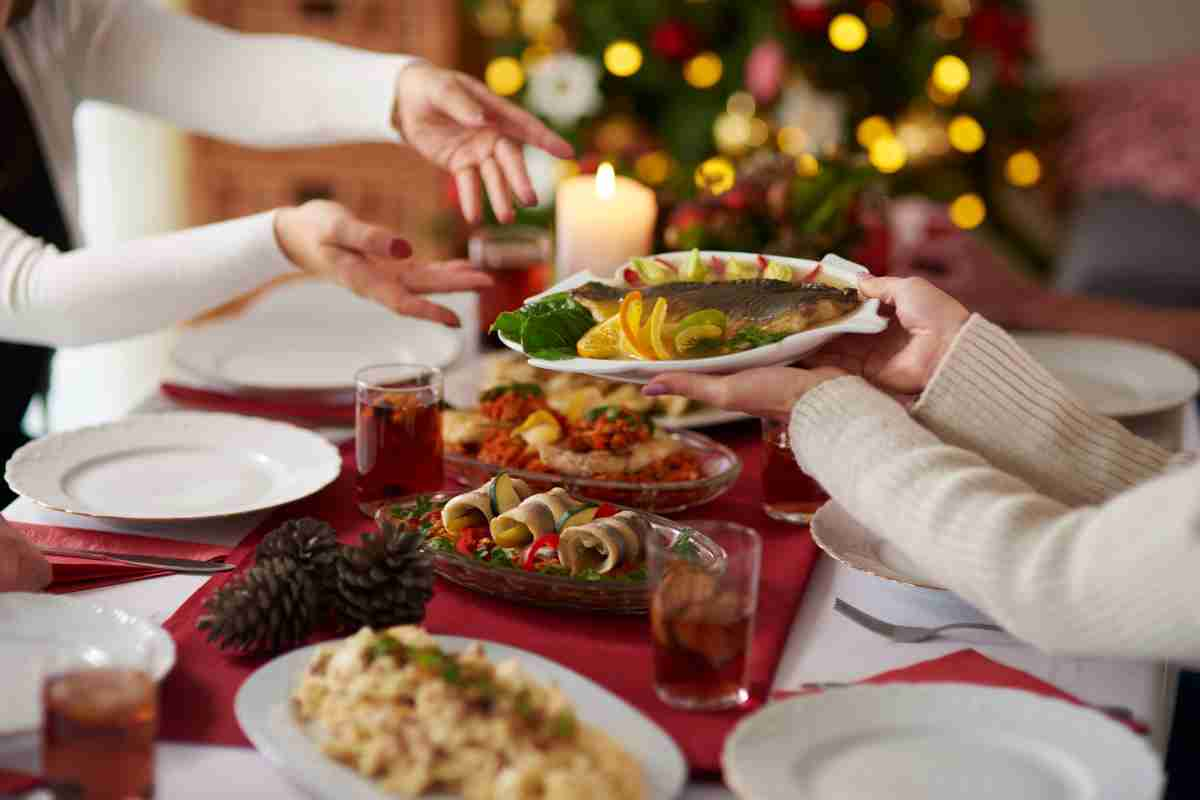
[390,238,412,259]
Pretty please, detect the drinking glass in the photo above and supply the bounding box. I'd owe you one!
[649,520,761,710]
[469,225,553,342]
[40,646,160,800]
[355,363,444,515]
[761,417,828,525]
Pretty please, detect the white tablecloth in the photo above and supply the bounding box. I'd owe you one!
[3,340,1194,797]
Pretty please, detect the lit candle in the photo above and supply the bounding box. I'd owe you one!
[555,162,657,278]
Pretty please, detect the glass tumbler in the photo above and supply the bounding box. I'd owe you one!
[649,520,761,710]
[468,225,553,342]
[355,363,444,515]
[761,417,828,525]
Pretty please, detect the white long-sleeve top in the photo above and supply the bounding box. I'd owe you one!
[789,315,1199,661]
[1,0,418,346]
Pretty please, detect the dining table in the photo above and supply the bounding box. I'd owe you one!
[2,290,1195,799]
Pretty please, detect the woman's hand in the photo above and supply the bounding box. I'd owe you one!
[393,63,574,224]
[804,276,969,399]
[643,366,848,422]
[274,200,492,327]
[0,521,51,592]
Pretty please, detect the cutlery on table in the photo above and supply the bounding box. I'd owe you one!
[834,598,1006,643]
[36,546,234,575]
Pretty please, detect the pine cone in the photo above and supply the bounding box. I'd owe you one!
[197,557,319,653]
[332,517,434,631]
[256,518,339,588]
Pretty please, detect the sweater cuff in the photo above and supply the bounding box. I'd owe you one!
[339,54,424,145]
[788,375,910,474]
[256,210,301,278]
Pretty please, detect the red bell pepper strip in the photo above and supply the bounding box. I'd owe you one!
[802,263,822,282]
[595,503,619,518]
[756,254,769,270]
[522,533,560,571]
[456,527,486,556]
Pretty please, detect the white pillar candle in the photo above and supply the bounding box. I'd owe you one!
[555,162,657,278]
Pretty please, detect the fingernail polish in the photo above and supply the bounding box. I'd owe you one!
[642,382,667,397]
[390,238,412,259]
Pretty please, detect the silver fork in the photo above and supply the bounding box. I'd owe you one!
[834,598,1006,643]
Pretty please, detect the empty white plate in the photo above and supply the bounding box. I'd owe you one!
[173,280,462,393]
[0,593,175,736]
[235,636,687,800]
[723,683,1162,800]
[810,502,945,591]
[1012,333,1199,417]
[5,412,341,521]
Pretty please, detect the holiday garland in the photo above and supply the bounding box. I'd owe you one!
[461,0,1061,266]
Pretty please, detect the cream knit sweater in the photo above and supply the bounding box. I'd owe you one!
[790,315,1199,661]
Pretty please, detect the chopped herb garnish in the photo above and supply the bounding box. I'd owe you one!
[671,533,700,559]
[576,568,606,582]
[727,326,790,352]
[514,689,535,719]
[549,710,577,738]
[479,382,544,402]
[488,548,517,569]
[425,538,456,555]
[367,634,402,662]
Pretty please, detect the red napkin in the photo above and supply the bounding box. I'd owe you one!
[8,521,235,593]
[159,427,818,775]
[774,649,1150,735]
[0,769,39,796]
[160,383,354,426]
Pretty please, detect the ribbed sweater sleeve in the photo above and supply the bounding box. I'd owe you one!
[789,376,1200,660]
[911,315,1174,505]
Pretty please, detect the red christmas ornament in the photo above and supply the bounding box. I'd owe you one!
[784,1,831,34]
[650,19,700,62]
[668,202,710,231]
[746,39,787,104]
[968,4,1032,84]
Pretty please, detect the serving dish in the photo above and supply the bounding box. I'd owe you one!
[497,251,887,383]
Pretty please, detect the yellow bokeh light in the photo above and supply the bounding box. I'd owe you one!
[484,57,525,97]
[604,40,643,77]
[634,151,673,186]
[865,1,894,28]
[1006,150,1042,187]
[950,193,987,229]
[694,156,736,195]
[947,114,986,153]
[475,0,512,38]
[856,115,893,149]
[829,13,869,52]
[749,117,770,147]
[927,78,958,106]
[796,153,821,177]
[932,55,971,95]
[714,112,752,154]
[869,135,908,173]
[778,126,810,155]
[520,0,557,37]
[684,52,723,89]
[522,44,553,69]
[943,0,973,18]
[727,91,757,118]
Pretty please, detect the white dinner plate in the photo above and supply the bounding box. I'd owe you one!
[1012,332,1200,417]
[810,502,946,591]
[499,252,887,384]
[0,593,176,736]
[235,636,687,800]
[723,683,1162,800]
[5,412,341,521]
[173,280,462,393]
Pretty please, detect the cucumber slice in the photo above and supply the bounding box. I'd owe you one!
[556,503,599,532]
[680,248,708,282]
[724,258,760,281]
[762,260,793,282]
[632,257,675,285]
[489,473,521,516]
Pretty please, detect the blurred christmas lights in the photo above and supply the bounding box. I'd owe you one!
[1005,150,1042,187]
[829,14,869,52]
[950,192,986,228]
[485,56,525,96]
[694,156,736,194]
[604,40,643,77]
[947,114,985,153]
[684,52,723,88]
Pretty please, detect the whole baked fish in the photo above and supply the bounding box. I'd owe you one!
[571,279,860,336]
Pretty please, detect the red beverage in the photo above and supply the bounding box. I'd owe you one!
[42,668,157,800]
[355,364,444,515]
[469,226,553,341]
[761,417,828,525]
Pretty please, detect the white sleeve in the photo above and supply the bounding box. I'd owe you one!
[64,0,420,147]
[0,213,295,347]
[789,377,1200,662]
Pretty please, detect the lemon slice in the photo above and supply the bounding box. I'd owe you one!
[513,410,562,445]
[576,315,622,359]
[762,260,793,282]
[675,323,724,357]
[680,248,709,282]
[647,297,673,360]
[618,292,656,360]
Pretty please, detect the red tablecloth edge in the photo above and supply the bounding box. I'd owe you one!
[160,383,354,426]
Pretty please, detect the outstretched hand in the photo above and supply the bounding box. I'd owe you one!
[274,200,493,327]
[643,366,848,422]
[393,63,574,224]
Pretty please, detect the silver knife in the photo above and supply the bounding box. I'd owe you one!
[37,546,235,574]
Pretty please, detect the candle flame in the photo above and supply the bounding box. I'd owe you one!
[596,162,616,200]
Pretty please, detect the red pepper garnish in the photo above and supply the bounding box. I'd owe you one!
[756,254,769,270]
[456,526,487,556]
[522,533,560,571]
[802,264,822,282]
[622,266,643,286]
[595,503,619,518]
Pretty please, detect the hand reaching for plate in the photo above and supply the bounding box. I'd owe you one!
[643,277,969,416]
[274,200,493,327]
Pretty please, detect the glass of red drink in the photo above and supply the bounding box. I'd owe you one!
[355,363,444,515]
[649,520,761,710]
[761,417,829,525]
[469,226,553,343]
[40,649,160,800]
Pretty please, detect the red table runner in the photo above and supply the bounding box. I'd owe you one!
[160,424,820,774]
